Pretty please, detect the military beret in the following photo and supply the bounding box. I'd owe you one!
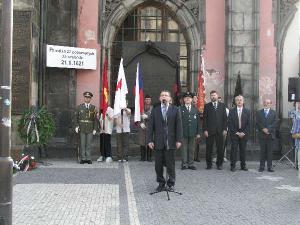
[83,91,93,98]
[183,91,193,98]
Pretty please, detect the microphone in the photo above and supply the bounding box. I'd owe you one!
[162,99,167,105]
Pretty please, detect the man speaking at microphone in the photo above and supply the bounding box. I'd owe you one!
[147,90,183,192]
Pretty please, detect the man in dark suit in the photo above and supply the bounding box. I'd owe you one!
[179,92,201,170]
[147,90,183,192]
[203,90,227,170]
[256,99,278,172]
[228,95,250,171]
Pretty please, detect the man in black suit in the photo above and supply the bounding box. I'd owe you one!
[203,90,227,170]
[256,99,278,172]
[228,95,250,171]
[147,90,183,192]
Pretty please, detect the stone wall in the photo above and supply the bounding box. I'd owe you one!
[43,0,77,147]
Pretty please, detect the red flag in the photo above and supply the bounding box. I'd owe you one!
[101,56,109,118]
[197,55,206,113]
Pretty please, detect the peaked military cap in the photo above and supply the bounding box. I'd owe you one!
[183,91,193,98]
[83,91,93,98]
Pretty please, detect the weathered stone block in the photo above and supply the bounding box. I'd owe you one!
[232,12,244,30]
[232,63,253,75]
[244,13,254,30]
[243,47,255,63]
[232,0,253,12]
[232,31,254,46]
[229,47,243,62]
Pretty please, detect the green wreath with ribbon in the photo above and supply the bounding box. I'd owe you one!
[18,106,55,147]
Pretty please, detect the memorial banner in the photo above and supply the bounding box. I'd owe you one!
[46,45,97,70]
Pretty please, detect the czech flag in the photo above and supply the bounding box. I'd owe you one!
[134,62,144,122]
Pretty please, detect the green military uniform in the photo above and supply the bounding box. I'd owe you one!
[180,102,201,169]
[75,98,98,162]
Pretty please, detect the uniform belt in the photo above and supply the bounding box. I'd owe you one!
[79,120,93,123]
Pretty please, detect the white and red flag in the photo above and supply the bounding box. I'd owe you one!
[134,63,144,122]
[113,58,128,116]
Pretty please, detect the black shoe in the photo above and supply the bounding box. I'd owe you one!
[156,183,165,192]
[217,165,222,170]
[258,168,264,172]
[188,165,197,170]
[230,167,236,172]
[87,160,92,164]
[167,186,175,192]
[181,166,187,170]
[241,167,248,171]
[79,160,84,164]
[268,168,274,172]
[206,165,212,170]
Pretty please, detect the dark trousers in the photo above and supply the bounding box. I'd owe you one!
[206,133,224,166]
[259,136,274,169]
[194,140,200,161]
[116,133,129,160]
[155,148,175,187]
[230,135,247,168]
[100,133,111,158]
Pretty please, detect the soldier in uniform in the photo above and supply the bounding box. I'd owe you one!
[74,92,98,164]
[180,92,201,170]
[138,95,153,161]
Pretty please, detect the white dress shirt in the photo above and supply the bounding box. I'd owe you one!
[100,107,114,134]
[116,108,131,133]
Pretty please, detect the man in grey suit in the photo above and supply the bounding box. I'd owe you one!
[228,95,250,171]
[256,99,278,172]
[147,90,183,192]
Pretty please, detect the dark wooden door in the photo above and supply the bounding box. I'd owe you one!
[123,41,179,107]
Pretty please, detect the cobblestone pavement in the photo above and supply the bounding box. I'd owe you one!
[13,159,300,225]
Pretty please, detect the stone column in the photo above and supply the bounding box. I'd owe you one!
[225,0,260,141]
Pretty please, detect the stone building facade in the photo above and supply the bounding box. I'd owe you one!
[1,0,299,158]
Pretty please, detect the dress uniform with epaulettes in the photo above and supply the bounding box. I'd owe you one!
[74,92,98,164]
[180,92,201,170]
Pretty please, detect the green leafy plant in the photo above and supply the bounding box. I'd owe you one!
[17,106,55,147]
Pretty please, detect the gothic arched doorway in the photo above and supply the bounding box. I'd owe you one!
[110,4,190,105]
